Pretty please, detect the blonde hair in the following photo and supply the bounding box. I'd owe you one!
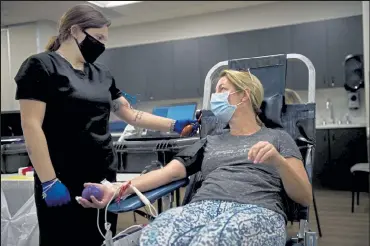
[219,69,264,125]
[285,88,302,104]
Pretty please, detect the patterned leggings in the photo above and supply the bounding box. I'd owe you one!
[140,200,286,246]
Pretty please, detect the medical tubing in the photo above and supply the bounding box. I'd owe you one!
[97,186,120,239]
[112,224,144,241]
[97,181,158,241]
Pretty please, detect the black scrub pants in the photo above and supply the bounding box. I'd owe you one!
[34,170,118,246]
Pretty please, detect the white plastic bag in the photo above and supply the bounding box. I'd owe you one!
[1,188,39,246]
[118,125,146,142]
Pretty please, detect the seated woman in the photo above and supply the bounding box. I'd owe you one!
[80,70,312,246]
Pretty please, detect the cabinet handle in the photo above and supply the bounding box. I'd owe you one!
[323,135,326,142]
[331,76,335,87]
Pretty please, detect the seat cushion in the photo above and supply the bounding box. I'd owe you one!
[259,94,284,128]
[350,163,370,173]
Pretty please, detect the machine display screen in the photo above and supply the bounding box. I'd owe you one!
[152,103,197,121]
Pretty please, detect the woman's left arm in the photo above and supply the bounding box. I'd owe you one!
[248,134,313,207]
[275,156,312,207]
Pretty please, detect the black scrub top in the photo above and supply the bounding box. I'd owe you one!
[14,51,121,183]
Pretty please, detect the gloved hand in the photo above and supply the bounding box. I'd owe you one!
[174,119,199,136]
[42,178,71,207]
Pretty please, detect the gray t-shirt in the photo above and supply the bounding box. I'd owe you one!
[187,127,302,222]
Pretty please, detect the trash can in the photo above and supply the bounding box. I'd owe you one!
[1,141,30,174]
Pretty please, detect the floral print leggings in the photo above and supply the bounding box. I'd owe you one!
[139,200,286,246]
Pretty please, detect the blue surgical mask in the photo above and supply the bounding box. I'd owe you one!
[210,91,242,123]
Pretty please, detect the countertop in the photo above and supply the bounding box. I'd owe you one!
[111,123,367,135]
[316,123,367,130]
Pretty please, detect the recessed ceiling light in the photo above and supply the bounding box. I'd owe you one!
[88,1,141,8]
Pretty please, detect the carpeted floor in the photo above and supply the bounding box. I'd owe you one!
[116,188,369,246]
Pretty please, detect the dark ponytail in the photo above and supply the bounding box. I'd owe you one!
[45,36,61,52]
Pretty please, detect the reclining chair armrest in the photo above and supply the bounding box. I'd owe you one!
[195,110,202,121]
[107,178,189,214]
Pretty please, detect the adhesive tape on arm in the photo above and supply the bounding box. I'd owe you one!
[101,179,113,188]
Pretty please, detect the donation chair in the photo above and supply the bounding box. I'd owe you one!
[108,54,320,246]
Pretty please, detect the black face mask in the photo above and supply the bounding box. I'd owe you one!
[75,31,105,63]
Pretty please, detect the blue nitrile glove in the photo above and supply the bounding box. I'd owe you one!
[42,178,71,207]
[174,119,199,135]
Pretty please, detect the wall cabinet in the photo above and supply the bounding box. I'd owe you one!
[98,15,363,101]
[226,30,260,60]
[198,35,229,95]
[98,46,148,102]
[325,16,364,88]
[289,21,327,90]
[313,128,368,191]
[173,38,202,99]
[144,42,175,101]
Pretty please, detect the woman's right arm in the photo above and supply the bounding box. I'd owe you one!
[109,140,205,198]
[111,159,187,197]
[20,99,56,182]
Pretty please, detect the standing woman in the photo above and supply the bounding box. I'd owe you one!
[14,4,197,246]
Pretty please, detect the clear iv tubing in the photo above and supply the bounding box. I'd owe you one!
[97,182,158,243]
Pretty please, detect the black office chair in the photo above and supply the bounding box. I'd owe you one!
[108,54,321,246]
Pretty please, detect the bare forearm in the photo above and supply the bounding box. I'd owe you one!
[111,160,187,198]
[128,109,174,132]
[22,124,56,182]
[111,169,172,198]
[112,97,174,132]
[276,157,312,206]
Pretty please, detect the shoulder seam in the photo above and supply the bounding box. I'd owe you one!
[35,57,51,76]
[29,54,52,76]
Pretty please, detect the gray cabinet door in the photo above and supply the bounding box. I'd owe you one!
[290,21,327,90]
[103,46,148,102]
[173,39,202,99]
[198,35,228,95]
[256,26,293,89]
[226,30,260,60]
[313,129,330,189]
[326,15,363,88]
[144,41,175,101]
[257,26,292,56]
[328,128,368,190]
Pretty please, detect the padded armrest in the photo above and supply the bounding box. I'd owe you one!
[107,178,189,213]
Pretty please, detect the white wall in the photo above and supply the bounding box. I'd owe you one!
[107,1,363,48]
[1,23,37,111]
[1,29,12,112]
[36,21,58,53]
[362,1,369,152]
[0,21,57,112]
